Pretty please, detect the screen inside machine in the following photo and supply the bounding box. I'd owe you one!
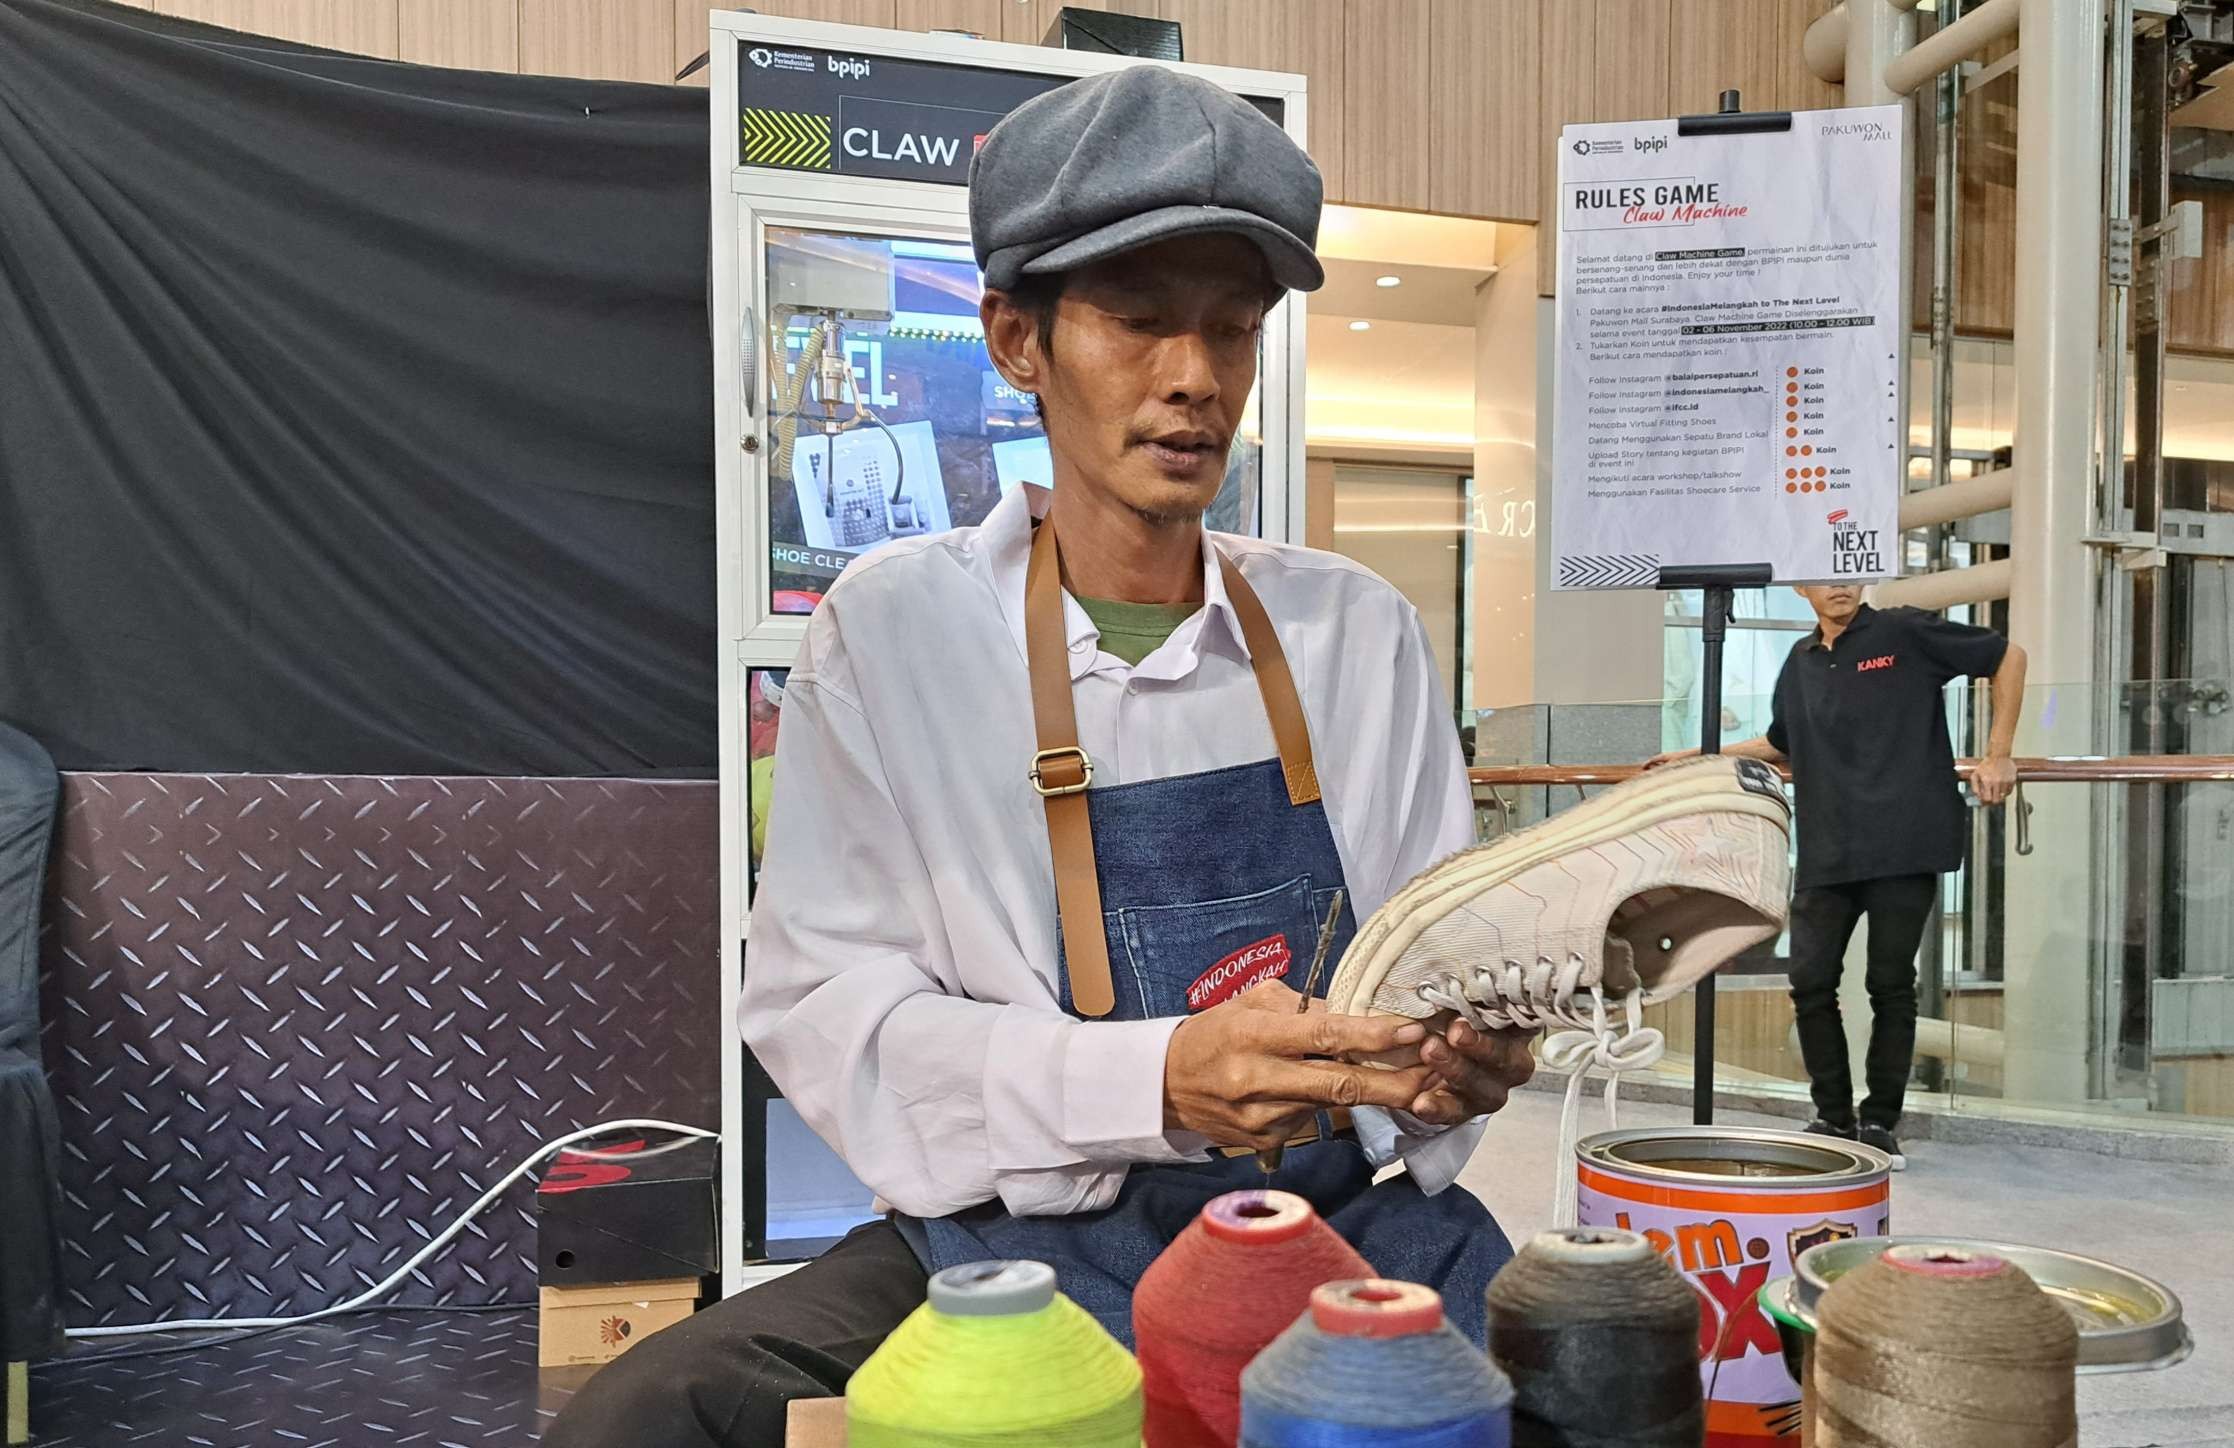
[760,226,1262,612]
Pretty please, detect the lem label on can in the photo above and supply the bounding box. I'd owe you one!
[1576,1130,1892,1448]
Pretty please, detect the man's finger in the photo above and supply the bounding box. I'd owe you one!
[1254,1059,1438,1112]
[1257,1008,1427,1059]
[1405,1086,1474,1126]
[1444,1020,1539,1087]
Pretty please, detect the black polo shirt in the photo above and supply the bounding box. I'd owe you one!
[1766,605,2009,889]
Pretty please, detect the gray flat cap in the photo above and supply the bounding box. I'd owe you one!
[970,66,1324,294]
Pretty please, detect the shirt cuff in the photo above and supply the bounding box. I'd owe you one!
[1352,1107,1486,1196]
[1061,1014,1206,1164]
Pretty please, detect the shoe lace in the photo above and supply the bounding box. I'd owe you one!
[1414,953,1665,1229]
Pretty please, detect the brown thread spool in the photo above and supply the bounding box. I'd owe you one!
[1812,1245,2079,1448]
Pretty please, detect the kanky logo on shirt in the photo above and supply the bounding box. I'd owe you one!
[1188,934,1292,1010]
[1857,654,1897,673]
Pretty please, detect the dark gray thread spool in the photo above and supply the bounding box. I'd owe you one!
[1485,1227,1705,1447]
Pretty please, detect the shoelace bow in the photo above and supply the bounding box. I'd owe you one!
[1414,954,1666,1228]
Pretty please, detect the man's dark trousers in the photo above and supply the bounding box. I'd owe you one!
[1787,874,1938,1131]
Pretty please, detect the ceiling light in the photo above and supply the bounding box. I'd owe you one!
[1375,275,1402,288]
[1348,320,1372,332]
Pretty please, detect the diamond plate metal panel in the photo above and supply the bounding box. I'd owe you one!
[37,775,719,1326]
[30,1307,572,1447]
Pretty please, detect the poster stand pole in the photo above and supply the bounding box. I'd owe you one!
[1663,91,1788,1127]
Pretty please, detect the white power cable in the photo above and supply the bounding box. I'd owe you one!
[64,1118,718,1341]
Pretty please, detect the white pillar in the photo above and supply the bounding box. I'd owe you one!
[2002,0,2105,1103]
[1471,228,1541,711]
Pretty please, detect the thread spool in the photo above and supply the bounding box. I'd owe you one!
[1241,1278,1515,1447]
[1134,1189,1375,1448]
[1483,1227,1704,1448]
[847,1259,1142,1448]
[1812,1245,2078,1448]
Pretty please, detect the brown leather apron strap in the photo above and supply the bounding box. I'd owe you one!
[1024,516,1323,1020]
[1216,552,1321,807]
[1024,517,1113,1016]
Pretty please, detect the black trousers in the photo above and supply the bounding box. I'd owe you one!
[543,1220,926,1448]
[1786,873,1937,1131]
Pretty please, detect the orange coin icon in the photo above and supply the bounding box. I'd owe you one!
[1802,445,1814,456]
[1786,367,1798,378]
[1786,445,1798,457]
[1786,427,1797,438]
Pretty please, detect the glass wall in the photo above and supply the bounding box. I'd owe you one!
[1471,688,2234,1130]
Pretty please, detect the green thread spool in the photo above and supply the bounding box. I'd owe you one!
[848,1260,1144,1447]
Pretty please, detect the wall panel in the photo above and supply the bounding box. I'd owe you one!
[1340,0,1430,212]
[520,0,676,82]
[1536,0,1672,294]
[1427,0,1538,221]
[1667,0,1781,118]
[893,0,1010,36]
[149,0,399,56]
[1160,0,1347,205]
[399,0,517,70]
[1775,0,1841,112]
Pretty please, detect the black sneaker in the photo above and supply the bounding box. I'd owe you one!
[1859,1124,1906,1170]
[1803,1118,1856,1140]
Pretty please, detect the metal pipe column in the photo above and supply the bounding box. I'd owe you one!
[2004,0,2106,1103]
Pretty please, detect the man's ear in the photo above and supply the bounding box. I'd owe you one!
[981,290,1044,399]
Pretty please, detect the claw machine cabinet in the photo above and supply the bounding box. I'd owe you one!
[709,11,1312,1294]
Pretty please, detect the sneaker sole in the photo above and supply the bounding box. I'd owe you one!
[1329,757,1790,1017]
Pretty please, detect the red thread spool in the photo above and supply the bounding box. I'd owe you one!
[1133,1190,1373,1448]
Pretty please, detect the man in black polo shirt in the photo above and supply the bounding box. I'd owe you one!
[1656,584,2027,1167]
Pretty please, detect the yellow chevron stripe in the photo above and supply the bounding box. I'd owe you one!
[741,108,831,170]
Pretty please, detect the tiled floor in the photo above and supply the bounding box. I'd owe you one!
[1458,1091,2234,1448]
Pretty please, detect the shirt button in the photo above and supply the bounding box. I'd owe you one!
[1070,639,1091,655]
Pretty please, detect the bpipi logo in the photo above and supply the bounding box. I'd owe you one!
[828,54,872,79]
[1633,134,1668,155]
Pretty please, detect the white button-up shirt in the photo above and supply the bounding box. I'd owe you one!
[742,484,1485,1220]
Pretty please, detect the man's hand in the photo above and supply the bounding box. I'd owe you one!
[1972,754,2018,806]
[1407,1016,1537,1126]
[1163,983,1437,1150]
[1644,748,1698,770]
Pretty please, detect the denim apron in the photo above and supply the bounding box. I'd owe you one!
[912,519,1512,1347]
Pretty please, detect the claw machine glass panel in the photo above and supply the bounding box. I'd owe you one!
[755,223,1268,613]
[710,11,1312,1295]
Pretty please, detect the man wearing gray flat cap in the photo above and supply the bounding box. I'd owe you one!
[550,64,1524,1447]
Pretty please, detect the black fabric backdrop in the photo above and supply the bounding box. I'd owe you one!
[0,0,716,775]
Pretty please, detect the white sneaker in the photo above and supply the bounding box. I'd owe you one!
[1324,756,1792,1221]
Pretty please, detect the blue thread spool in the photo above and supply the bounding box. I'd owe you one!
[1240,1279,1514,1448]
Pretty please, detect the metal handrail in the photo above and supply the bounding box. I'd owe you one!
[1468,756,2234,859]
[1466,755,2234,788]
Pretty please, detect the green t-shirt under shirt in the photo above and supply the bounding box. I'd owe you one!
[1076,596,1201,667]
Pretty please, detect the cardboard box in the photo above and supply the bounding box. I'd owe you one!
[537,1277,701,1368]
[786,1397,846,1448]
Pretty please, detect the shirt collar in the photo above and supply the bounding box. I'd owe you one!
[986,483,1248,681]
[1808,602,1875,651]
